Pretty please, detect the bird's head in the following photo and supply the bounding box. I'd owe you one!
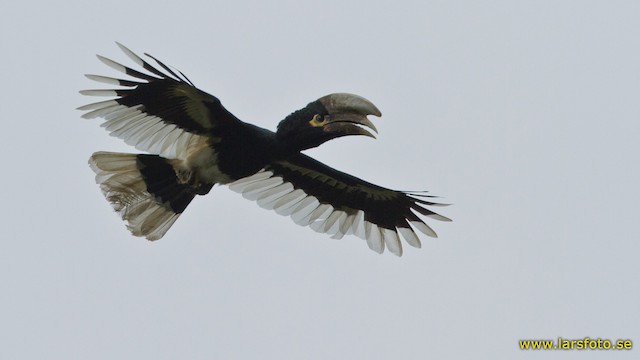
[276,93,381,153]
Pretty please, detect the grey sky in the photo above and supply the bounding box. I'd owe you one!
[1,1,638,359]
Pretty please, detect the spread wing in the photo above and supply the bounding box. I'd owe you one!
[78,42,240,159]
[228,153,450,256]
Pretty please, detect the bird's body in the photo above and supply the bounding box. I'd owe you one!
[80,43,450,256]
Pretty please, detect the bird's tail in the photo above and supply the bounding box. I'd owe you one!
[88,151,209,240]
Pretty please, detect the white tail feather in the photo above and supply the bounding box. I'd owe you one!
[89,151,180,240]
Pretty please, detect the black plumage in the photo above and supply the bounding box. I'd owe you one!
[81,43,450,256]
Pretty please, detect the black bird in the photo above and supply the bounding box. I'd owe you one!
[80,43,450,256]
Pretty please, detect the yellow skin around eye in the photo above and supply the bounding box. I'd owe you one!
[308,114,328,128]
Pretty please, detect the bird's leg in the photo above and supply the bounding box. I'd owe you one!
[176,168,194,184]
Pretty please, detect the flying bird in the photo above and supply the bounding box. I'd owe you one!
[79,43,450,256]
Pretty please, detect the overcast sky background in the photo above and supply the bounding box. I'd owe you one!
[1,1,639,359]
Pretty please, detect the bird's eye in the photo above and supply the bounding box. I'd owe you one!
[309,114,327,128]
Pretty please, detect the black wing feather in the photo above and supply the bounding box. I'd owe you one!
[79,43,242,159]
[266,153,449,229]
[228,153,450,255]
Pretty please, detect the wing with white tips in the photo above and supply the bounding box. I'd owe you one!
[79,43,240,159]
[228,153,450,256]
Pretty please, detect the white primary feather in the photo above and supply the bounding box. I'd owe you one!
[256,183,295,206]
[84,74,125,85]
[78,99,119,111]
[351,210,366,239]
[80,89,118,96]
[134,124,175,152]
[289,197,320,223]
[82,103,125,119]
[116,42,145,67]
[338,213,356,237]
[228,171,273,192]
[241,177,284,199]
[398,227,422,248]
[382,228,402,257]
[258,189,296,210]
[306,204,334,224]
[363,222,384,253]
[329,212,349,239]
[101,107,144,130]
[427,213,452,221]
[273,190,307,216]
[96,55,129,75]
[410,220,437,238]
[323,211,345,233]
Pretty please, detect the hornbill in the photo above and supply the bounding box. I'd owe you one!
[79,43,450,256]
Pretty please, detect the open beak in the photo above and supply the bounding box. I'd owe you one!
[318,93,381,138]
